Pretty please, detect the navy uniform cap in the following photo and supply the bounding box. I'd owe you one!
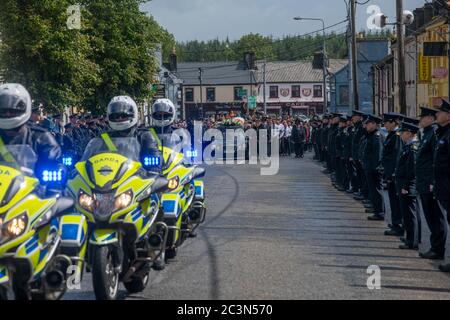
[399,121,419,134]
[402,117,420,125]
[332,113,342,118]
[352,110,366,117]
[383,112,403,122]
[365,114,383,124]
[420,107,438,118]
[438,99,450,113]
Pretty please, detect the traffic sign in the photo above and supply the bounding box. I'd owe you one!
[248,96,257,110]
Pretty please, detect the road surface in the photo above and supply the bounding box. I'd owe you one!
[65,154,450,300]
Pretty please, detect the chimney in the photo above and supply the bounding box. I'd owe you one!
[312,52,324,70]
[414,8,425,30]
[169,47,177,72]
[424,3,434,25]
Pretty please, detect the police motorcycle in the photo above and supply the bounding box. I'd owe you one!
[62,130,170,300]
[0,83,74,300]
[149,99,206,260]
[0,144,74,300]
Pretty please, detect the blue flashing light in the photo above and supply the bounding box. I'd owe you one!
[42,169,63,182]
[62,157,73,167]
[186,150,198,158]
[144,156,160,167]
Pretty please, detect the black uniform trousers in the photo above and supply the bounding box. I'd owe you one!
[294,142,304,158]
[420,193,447,255]
[335,157,343,186]
[364,170,384,214]
[348,160,358,191]
[439,201,450,223]
[386,179,403,229]
[399,194,421,247]
[354,160,367,196]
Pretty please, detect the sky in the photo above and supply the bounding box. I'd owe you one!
[142,0,426,42]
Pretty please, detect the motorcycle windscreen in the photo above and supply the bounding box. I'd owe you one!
[81,137,142,189]
[0,145,37,210]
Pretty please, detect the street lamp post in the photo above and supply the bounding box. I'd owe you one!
[294,17,328,112]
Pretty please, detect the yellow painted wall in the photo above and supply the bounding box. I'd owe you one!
[417,20,449,108]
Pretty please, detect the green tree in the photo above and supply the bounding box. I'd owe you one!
[0,0,100,113]
[81,0,165,113]
[232,33,275,61]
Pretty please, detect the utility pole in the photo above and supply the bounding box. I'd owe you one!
[198,67,203,119]
[263,59,267,115]
[350,0,360,111]
[396,0,407,115]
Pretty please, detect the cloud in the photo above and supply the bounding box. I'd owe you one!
[142,0,425,41]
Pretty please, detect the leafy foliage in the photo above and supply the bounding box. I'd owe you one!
[176,29,393,62]
[0,0,173,114]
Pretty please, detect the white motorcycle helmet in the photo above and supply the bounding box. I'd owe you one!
[151,99,176,128]
[0,83,32,130]
[107,96,139,131]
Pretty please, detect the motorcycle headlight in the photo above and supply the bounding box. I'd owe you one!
[0,214,28,243]
[114,191,133,211]
[79,192,95,212]
[168,177,179,190]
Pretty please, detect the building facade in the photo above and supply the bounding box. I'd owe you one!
[373,1,450,117]
[330,39,390,115]
[416,15,449,109]
[255,59,346,117]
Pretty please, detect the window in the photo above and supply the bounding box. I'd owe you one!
[424,42,447,57]
[269,86,279,99]
[313,85,323,98]
[206,87,215,102]
[292,85,301,98]
[338,85,349,105]
[234,86,243,101]
[185,88,194,102]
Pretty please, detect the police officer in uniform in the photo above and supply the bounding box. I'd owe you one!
[396,120,420,250]
[0,83,61,171]
[381,113,404,236]
[433,100,450,272]
[334,115,345,190]
[322,115,331,172]
[327,114,340,180]
[363,115,385,221]
[352,112,368,201]
[416,107,446,260]
[341,115,352,192]
[345,115,356,193]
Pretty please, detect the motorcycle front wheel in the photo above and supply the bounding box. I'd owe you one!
[92,246,119,300]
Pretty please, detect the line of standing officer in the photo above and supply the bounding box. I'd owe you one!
[381,113,404,236]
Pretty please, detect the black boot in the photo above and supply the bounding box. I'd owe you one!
[367,214,384,221]
[439,263,450,273]
[419,250,444,260]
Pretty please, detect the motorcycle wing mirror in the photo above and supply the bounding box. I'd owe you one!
[151,176,170,194]
[192,167,206,180]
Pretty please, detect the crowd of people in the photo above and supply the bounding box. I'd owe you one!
[307,103,450,273]
[29,106,110,162]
